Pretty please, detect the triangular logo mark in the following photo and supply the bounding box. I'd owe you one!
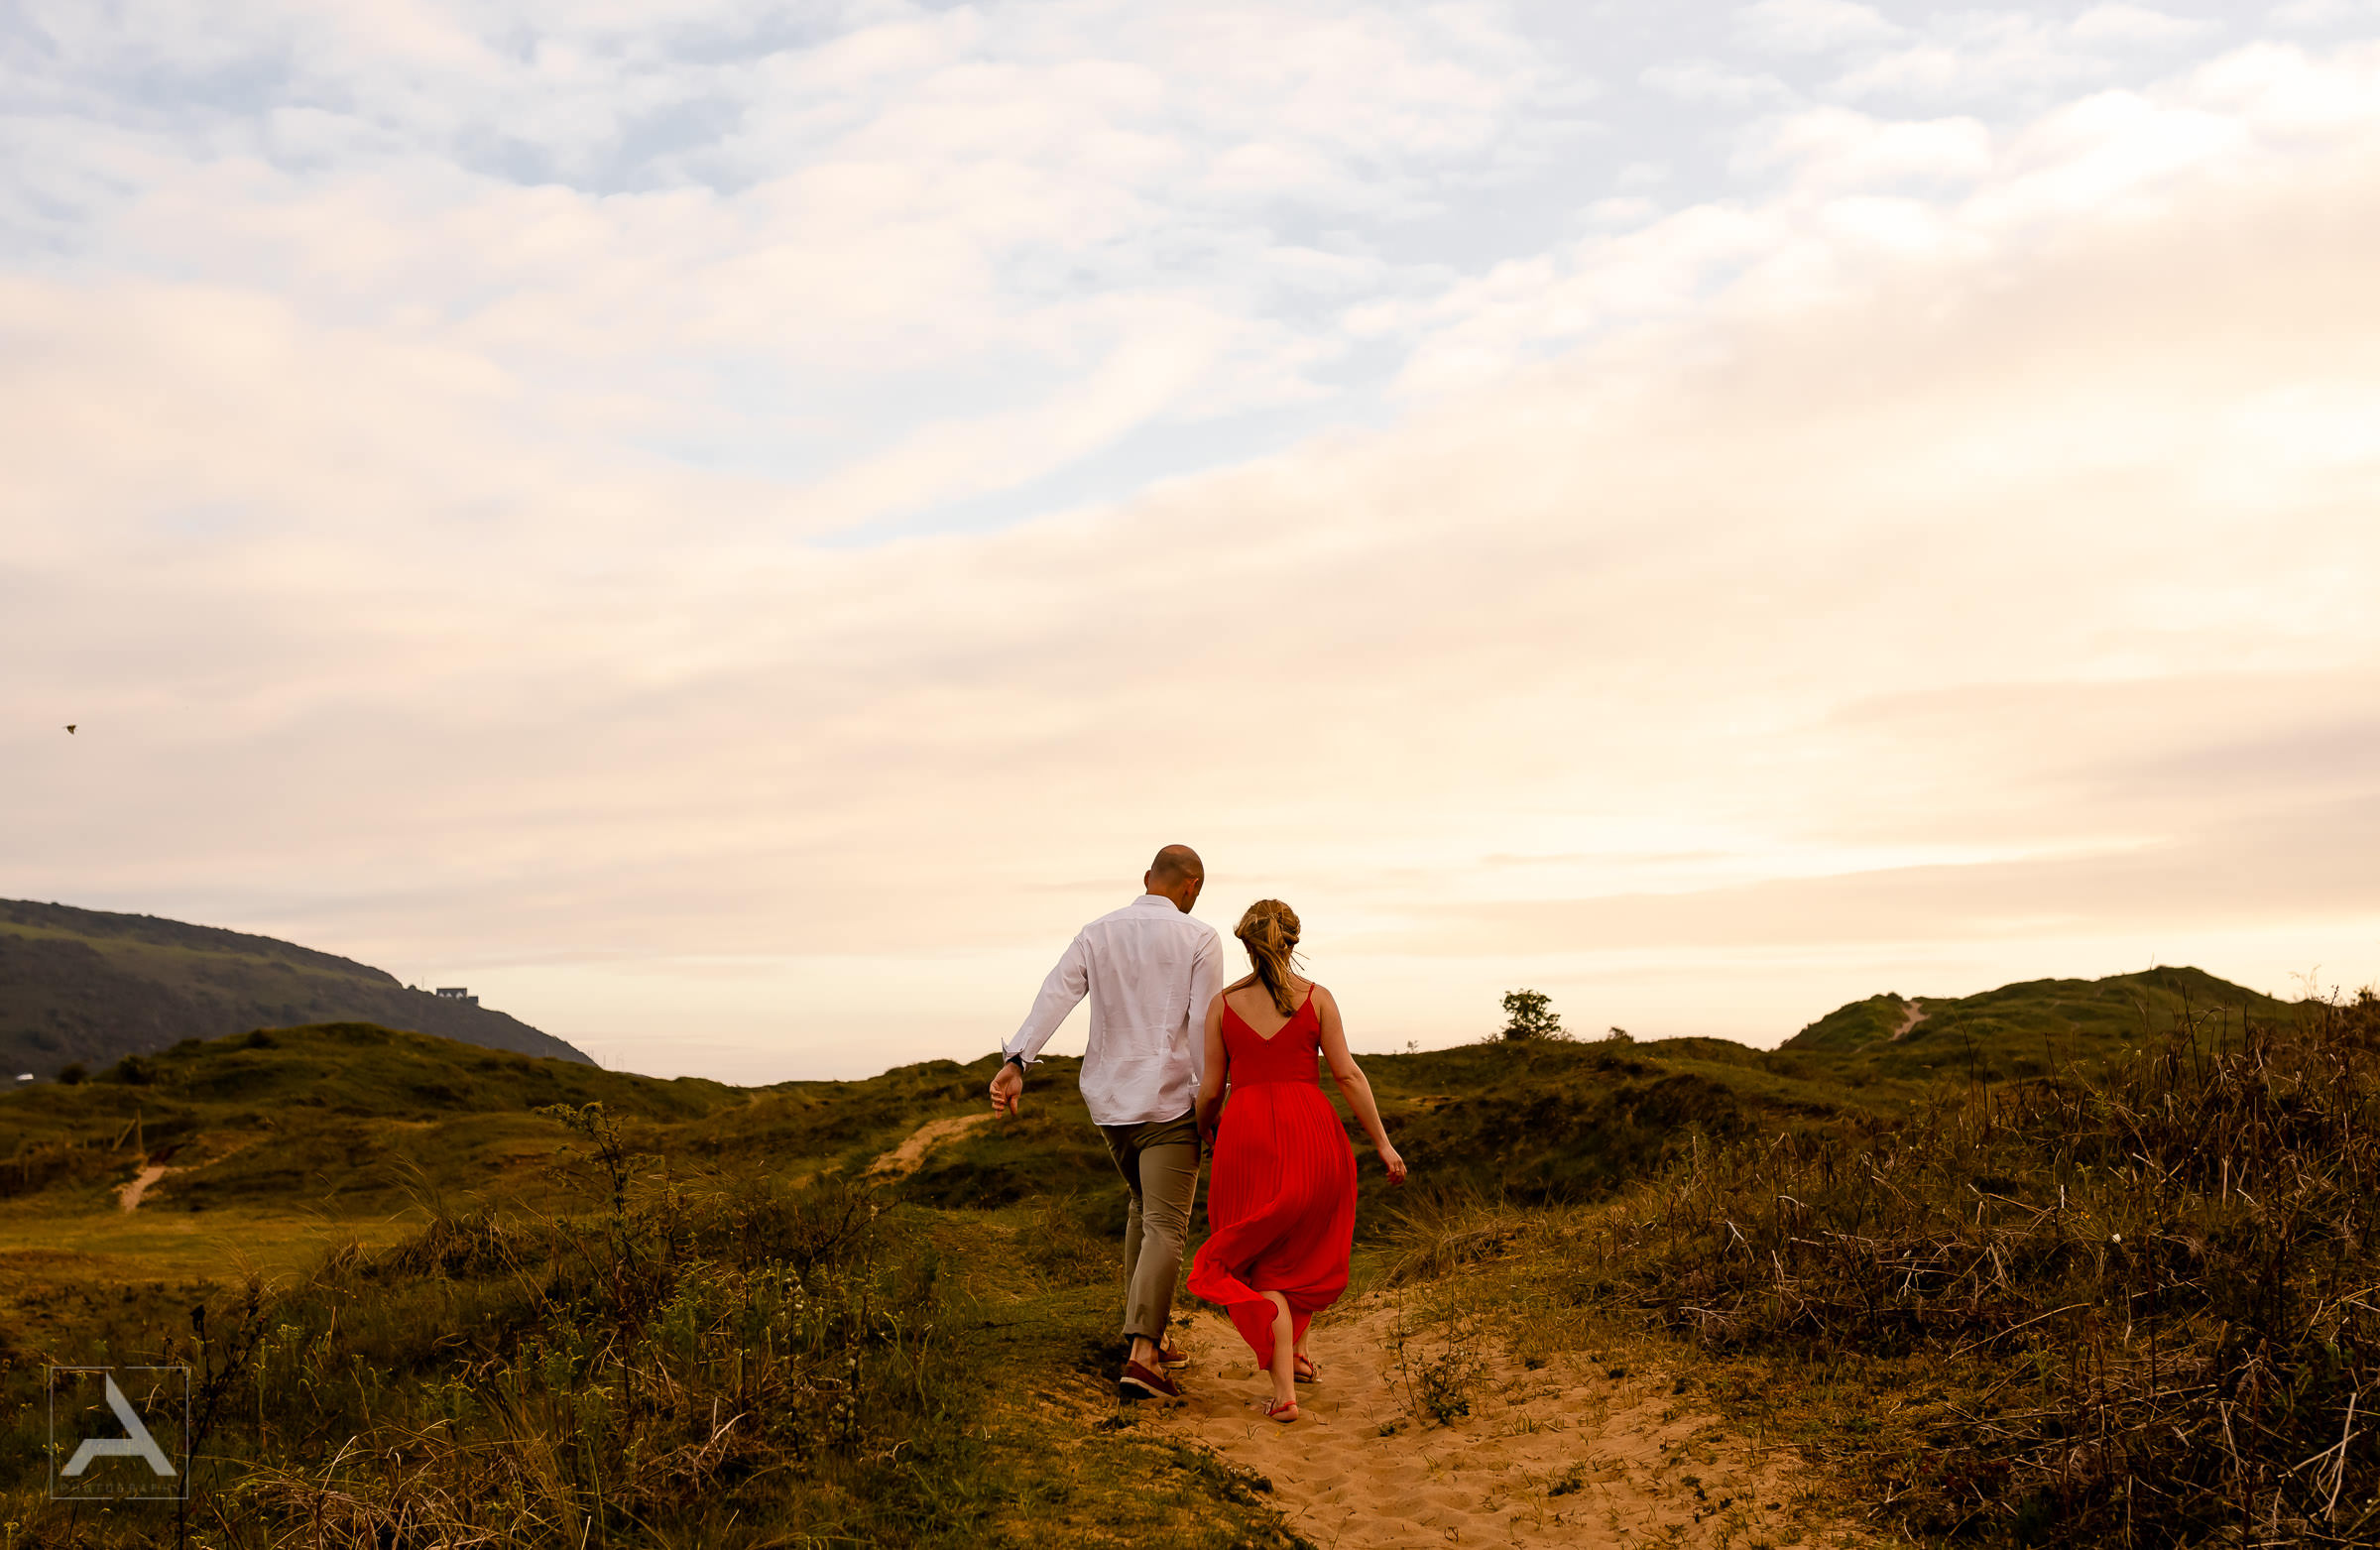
[60,1374,177,1479]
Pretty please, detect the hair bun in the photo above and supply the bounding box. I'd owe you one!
[1233,899,1305,1016]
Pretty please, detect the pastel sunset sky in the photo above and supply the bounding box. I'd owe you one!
[6,0,2377,1079]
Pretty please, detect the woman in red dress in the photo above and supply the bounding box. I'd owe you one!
[1188,899,1408,1422]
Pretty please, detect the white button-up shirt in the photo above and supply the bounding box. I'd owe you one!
[1005,894,1226,1128]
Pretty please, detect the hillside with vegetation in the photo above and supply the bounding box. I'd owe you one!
[1779,963,2293,1082]
[0,898,590,1075]
[0,964,2360,1547]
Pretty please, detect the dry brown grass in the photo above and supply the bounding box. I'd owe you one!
[1390,991,2380,1545]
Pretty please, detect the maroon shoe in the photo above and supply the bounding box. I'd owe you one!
[1117,1359,1182,1401]
[1124,1336,1190,1371]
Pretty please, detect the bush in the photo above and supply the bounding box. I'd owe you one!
[2,1168,983,1545]
[1577,991,2380,1542]
[1499,989,1565,1041]
[101,1054,153,1085]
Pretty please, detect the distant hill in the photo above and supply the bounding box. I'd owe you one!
[1780,964,2292,1082]
[0,898,591,1075]
[0,1021,726,1215]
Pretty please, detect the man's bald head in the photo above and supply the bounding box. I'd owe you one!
[1144,845,1206,912]
[1148,845,1203,885]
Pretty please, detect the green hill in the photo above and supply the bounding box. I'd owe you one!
[0,897,590,1075]
[1780,963,2290,1082]
[0,965,2294,1225]
[0,1022,727,1218]
[0,966,2331,1548]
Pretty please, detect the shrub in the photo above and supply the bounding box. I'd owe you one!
[1499,989,1565,1041]
[7,1173,978,1545]
[1576,991,2380,1543]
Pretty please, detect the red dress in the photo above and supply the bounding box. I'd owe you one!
[1187,987,1358,1368]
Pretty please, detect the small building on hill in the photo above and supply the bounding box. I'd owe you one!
[434,987,480,1006]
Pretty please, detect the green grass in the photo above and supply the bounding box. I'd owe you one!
[0,1143,1313,1548]
[1383,989,2380,1546]
[0,1027,1319,1547]
[1781,964,2292,1082]
[0,964,2339,1547]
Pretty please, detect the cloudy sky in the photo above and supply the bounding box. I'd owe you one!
[6,0,2378,1080]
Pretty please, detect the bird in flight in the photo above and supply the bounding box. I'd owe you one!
[63,725,75,734]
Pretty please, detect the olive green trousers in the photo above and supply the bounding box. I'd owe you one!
[1099,1111,1201,1344]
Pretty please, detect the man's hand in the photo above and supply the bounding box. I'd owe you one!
[990,1060,1024,1116]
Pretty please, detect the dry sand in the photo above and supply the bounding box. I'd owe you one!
[866,1112,998,1180]
[1153,1297,1831,1548]
[116,1162,176,1212]
[114,1133,256,1212]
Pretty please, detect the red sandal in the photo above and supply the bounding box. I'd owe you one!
[1264,1396,1298,1423]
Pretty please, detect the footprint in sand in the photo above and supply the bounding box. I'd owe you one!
[1156,1296,1838,1548]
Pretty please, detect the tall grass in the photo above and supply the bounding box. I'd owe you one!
[6,1128,990,1547]
[1568,991,2380,1543]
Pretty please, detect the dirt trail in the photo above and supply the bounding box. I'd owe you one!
[866,1112,997,1180]
[115,1134,256,1213]
[1889,998,1929,1041]
[116,1164,177,1213]
[1155,1298,1821,1548]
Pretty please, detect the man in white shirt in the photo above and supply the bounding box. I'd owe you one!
[990,843,1223,1401]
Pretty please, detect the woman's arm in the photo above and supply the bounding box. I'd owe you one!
[1315,988,1407,1184]
[1195,994,1229,1138]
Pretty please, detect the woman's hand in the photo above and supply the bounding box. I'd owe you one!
[1376,1143,1407,1185]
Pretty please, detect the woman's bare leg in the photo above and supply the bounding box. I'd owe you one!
[1261,1292,1297,1414]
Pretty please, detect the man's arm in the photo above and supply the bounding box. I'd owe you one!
[1195,992,1229,1137]
[1185,927,1224,1088]
[991,933,1090,1115]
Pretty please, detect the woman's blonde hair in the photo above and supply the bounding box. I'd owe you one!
[1235,899,1304,1016]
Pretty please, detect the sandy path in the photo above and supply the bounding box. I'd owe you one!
[1889,999,1929,1041]
[116,1164,177,1213]
[1154,1299,1822,1548]
[866,1112,998,1180]
[115,1134,256,1213]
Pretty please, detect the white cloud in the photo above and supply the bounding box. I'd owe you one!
[8,18,2380,1072]
[1641,60,1797,107]
[0,0,1564,543]
[1831,6,2231,103]
[1735,107,1996,186]
[1733,0,1904,55]
[2071,5,2220,45]
[2273,0,2380,23]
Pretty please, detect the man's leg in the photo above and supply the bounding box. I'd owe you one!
[1101,1123,1151,1343]
[1120,1182,1146,1316]
[1123,1115,1200,1358]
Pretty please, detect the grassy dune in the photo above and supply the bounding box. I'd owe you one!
[1780,964,2291,1082]
[1,1033,1309,1548]
[1392,987,2380,1546]
[0,967,2349,1546]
